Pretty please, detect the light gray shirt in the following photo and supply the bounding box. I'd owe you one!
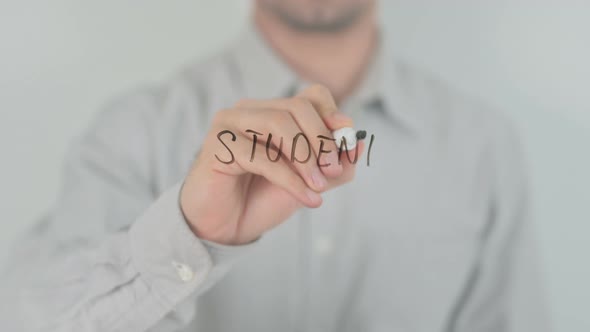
[0,23,549,332]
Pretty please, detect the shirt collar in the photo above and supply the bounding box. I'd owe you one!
[350,28,423,135]
[229,22,422,135]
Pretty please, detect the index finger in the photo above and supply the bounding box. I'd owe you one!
[295,84,354,131]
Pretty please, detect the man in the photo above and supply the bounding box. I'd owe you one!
[1,0,548,331]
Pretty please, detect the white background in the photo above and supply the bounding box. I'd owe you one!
[0,1,588,331]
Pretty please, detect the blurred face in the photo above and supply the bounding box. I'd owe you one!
[257,0,375,32]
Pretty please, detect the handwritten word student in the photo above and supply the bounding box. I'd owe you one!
[1,1,548,331]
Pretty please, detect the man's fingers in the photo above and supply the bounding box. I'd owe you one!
[217,108,328,192]
[296,84,354,130]
[296,84,362,174]
[326,140,365,189]
[296,84,359,155]
[211,132,323,208]
[234,98,343,178]
[232,87,362,183]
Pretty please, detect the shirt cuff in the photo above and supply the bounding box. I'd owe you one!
[128,182,257,307]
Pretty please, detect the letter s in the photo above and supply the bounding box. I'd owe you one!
[215,130,236,164]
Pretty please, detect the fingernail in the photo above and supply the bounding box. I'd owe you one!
[305,188,322,205]
[311,168,327,190]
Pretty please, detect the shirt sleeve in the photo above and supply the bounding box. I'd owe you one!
[0,89,255,331]
[449,114,551,331]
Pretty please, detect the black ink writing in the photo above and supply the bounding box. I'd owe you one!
[245,129,262,162]
[215,130,375,167]
[215,130,237,164]
[291,132,311,164]
[316,135,335,168]
[338,137,359,164]
[266,133,283,162]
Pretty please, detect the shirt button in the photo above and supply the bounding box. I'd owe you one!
[172,261,194,282]
[314,236,334,256]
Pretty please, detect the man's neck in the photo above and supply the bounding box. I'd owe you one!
[253,5,378,104]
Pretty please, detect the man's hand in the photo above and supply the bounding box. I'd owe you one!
[180,84,363,245]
